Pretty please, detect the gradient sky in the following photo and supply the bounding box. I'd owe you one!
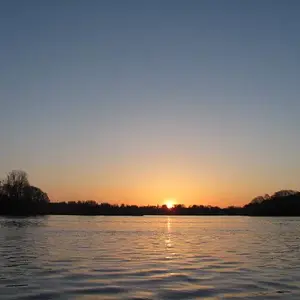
[1,0,300,207]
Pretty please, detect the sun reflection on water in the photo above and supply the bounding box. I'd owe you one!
[167,217,171,233]
[165,217,173,259]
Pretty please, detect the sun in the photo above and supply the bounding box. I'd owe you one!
[164,198,176,209]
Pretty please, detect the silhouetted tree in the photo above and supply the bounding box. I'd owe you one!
[0,170,50,215]
[1,170,29,200]
[244,190,300,216]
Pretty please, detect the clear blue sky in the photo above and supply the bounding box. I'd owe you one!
[1,0,300,206]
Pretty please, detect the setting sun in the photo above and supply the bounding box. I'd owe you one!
[164,198,176,209]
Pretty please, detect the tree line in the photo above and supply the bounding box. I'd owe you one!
[0,170,300,216]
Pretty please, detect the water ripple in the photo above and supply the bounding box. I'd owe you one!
[0,216,300,299]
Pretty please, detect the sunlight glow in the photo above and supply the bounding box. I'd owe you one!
[164,199,176,209]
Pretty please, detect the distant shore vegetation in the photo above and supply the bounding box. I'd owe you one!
[0,170,300,216]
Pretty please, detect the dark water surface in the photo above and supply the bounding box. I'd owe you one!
[0,216,300,299]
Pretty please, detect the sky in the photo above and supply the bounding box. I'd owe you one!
[0,0,300,207]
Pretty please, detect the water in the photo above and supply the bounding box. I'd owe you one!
[0,216,300,299]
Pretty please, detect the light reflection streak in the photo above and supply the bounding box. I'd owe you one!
[165,217,173,259]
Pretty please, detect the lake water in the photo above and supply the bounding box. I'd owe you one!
[0,216,300,299]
